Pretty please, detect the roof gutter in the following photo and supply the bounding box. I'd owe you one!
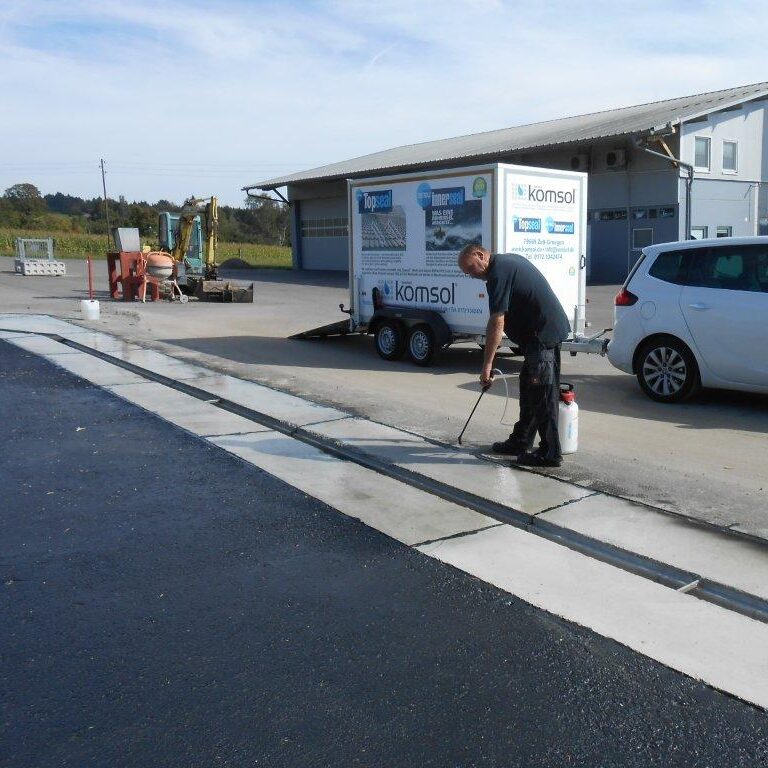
[633,130,694,240]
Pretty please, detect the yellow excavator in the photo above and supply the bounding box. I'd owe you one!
[158,195,253,302]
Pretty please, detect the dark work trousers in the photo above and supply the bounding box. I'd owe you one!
[508,340,562,460]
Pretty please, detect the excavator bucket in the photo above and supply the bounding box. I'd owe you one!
[193,280,254,303]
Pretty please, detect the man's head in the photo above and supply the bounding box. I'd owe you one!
[458,245,491,278]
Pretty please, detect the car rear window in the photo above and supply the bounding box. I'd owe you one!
[648,249,688,283]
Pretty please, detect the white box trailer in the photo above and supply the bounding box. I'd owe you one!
[295,163,608,363]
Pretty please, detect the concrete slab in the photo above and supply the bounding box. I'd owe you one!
[189,374,348,427]
[540,494,768,601]
[6,335,80,355]
[45,352,147,387]
[0,313,91,335]
[418,525,768,710]
[210,431,498,546]
[305,417,592,516]
[64,330,143,355]
[106,347,216,380]
[106,381,272,437]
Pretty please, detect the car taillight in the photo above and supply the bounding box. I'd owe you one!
[615,288,638,306]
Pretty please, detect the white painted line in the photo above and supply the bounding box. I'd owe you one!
[540,494,768,601]
[417,525,768,709]
[209,431,497,546]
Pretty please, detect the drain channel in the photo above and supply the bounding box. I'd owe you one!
[20,331,768,626]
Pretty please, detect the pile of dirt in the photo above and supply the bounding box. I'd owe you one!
[218,258,252,270]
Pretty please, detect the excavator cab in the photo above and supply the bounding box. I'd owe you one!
[158,212,205,282]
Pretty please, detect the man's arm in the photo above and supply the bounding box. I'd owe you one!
[481,313,505,387]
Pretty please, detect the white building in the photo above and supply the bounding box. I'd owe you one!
[245,81,768,283]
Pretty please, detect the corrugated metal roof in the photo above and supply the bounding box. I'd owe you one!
[245,81,768,190]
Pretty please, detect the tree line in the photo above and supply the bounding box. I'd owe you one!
[0,183,290,246]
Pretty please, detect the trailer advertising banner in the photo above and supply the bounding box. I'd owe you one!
[499,168,585,325]
[351,172,493,332]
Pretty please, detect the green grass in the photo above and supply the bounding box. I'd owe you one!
[0,228,292,269]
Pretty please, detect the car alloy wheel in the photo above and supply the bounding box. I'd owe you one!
[636,336,699,403]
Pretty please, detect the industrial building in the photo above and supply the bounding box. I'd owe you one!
[245,81,768,284]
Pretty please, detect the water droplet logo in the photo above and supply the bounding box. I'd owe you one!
[356,190,364,204]
[416,183,432,210]
[383,281,391,296]
[545,217,555,233]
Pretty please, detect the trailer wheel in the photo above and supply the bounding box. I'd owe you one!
[407,324,437,366]
[374,320,406,360]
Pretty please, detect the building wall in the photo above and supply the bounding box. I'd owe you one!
[518,141,680,282]
[680,101,767,238]
[285,103,768,280]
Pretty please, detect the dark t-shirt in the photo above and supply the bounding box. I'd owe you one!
[485,253,571,346]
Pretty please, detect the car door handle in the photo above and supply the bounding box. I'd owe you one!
[687,303,709,311]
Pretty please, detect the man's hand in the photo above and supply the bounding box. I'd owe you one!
[480,366,494,389]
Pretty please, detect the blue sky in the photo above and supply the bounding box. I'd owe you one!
[1,0,767,206]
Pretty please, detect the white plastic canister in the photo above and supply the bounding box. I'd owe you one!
[558,384,578,454]
[80,299,100,321]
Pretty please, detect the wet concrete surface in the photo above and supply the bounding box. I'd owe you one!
[2,340,768,767]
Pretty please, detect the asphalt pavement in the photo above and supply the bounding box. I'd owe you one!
[2,339,768,767]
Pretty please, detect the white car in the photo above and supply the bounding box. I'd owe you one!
[607,237,768,402]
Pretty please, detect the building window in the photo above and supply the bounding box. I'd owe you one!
[694,136,711,171]
[632,228,653,249]
[300,217,349,238]
[716,226,732,238]
[690,226,708,240]
[598,209,628,221]
[722,141,738,173]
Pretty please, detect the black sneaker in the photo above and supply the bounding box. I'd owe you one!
[491,439,529,455]
[517,451,563,468]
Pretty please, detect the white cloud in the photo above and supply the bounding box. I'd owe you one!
[0,0,766,205]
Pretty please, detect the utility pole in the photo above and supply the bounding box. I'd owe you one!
[100,158,111,247]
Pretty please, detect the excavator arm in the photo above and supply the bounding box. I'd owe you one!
[171,196,219,280]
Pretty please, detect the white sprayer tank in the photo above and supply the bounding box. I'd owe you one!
[558,384,578,454]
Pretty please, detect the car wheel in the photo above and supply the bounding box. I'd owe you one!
[635,336,700,403]
[407,324,437,366]
[374,320,406,361]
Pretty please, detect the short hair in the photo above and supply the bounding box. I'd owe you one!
[457,243,489,267]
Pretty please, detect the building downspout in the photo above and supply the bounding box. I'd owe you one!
[633,136,694,240]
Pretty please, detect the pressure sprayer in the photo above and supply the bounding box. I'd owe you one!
[558,382,578,454]
[458,369,579,455]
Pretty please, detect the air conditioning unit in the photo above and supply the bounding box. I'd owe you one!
[605,149,627,169]
[569,154,589,171]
